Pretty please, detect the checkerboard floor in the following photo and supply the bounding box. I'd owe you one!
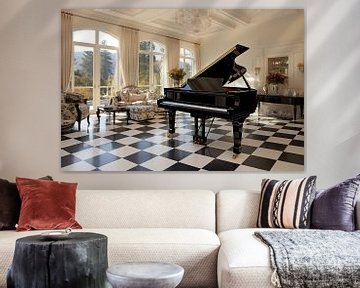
[61,111,304,172]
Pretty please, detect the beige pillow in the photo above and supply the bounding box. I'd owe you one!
[129,92,147,103]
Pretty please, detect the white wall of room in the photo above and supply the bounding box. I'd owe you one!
[0,0,359,191]
[200,12,304,90]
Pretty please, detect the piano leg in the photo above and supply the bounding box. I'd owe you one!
[201,117,206,144]
[194,116,199,137]
[232,120,244,157]
[168,110,176,137]
[193,116,207,144]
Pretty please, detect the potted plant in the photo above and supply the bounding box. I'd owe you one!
[168,68,186,87]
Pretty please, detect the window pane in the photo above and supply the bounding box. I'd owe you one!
[179,57,185,69]
[153,55,164,85]
[100,48,117,87]
[139,53,150,86]
[74,45,93,87]
[184,58,193,78]
[180,48,185,56]
[153,42,165,53]
[73,30,95,44]
[184,48,193,57]
[140,41,151,51]
[99,31,119,47]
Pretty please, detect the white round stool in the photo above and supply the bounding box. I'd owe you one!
[106,262,184,288]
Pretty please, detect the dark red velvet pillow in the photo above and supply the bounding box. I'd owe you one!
[16,177,82,231]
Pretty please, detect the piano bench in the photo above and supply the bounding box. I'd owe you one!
[126,104,156,121]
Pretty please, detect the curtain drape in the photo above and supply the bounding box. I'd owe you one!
[194,44,201,73]
[61,12,73,92]
[119,28,139,87]
[166,37,180,87]
[167,38,180,71]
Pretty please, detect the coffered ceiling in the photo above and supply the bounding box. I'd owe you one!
[70,9,302,43]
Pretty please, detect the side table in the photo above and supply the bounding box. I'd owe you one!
[7,232,108,288]
[257,94,304,120]
[106,262,184,288]
[97,105,129,125]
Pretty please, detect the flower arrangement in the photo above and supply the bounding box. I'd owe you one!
[168,68,186,81]
[266,72,287,84]
[297,62,304,72]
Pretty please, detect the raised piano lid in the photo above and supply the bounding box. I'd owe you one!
[190,44,249,85]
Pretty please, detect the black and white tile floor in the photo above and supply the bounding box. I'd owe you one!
[61,111,304,172]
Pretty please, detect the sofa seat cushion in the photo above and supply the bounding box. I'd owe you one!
[0,228,219,288]
[218,228,280,288]
[99,228,219,288]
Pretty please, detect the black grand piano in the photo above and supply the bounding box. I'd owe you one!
[157,44,257,156]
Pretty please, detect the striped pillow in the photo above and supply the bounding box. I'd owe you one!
[257,176,317,229]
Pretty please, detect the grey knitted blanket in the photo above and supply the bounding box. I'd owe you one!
[255,230,360,288]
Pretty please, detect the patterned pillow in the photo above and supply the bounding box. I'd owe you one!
[257,176,317,229]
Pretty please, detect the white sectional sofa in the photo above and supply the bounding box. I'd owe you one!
[1,189,359,288]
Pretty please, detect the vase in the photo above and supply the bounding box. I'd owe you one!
[269,84,279,95]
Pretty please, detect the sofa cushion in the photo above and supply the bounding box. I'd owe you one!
[129,92,148,103]
[257,176,317,229]
[100,228,219,288]
[76,190,216,231]
[217,228,276,288]
[311,174,360,231]
[16,177,82,231]
[216,190,261,233]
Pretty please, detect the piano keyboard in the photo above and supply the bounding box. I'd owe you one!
[160,101,228,114]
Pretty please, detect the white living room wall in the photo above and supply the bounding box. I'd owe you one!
[0,0,359,191]
[200,11,304,90]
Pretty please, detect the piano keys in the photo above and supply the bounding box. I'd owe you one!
[157,44,257,156]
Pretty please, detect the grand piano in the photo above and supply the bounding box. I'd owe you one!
[157,44,257,156]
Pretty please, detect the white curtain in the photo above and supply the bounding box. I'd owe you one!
[194,43,201,73]
[119,28,139,87]
[167,37,180,71]
[166,37,180,87]
[61,12,73,92]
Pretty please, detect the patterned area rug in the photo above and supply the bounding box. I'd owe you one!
[255,230,360,288]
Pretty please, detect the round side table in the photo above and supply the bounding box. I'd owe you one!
[106,262,184,288]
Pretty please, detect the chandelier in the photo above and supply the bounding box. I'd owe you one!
[175,9,212,34]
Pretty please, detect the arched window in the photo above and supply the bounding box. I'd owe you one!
[179,48,196,80]
[73,29,119,110]
[139,41,165,95]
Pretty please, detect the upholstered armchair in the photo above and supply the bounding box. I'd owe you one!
[61,91,90,132]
